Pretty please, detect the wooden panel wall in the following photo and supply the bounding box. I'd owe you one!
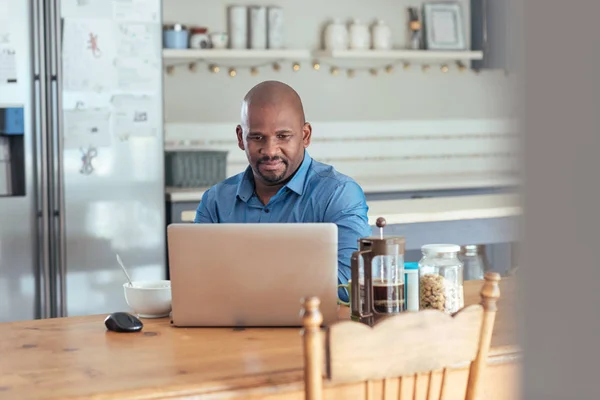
[165,118,519,182]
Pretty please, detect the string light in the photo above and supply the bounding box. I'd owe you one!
[164,58,490,77]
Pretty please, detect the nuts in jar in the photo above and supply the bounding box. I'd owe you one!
[419,274,446,311]
[419,274,464,313]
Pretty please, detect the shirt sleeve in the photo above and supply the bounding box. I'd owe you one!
[194,189,217,223]
[322,181,372,302]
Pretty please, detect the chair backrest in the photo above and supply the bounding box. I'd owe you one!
[300,272,501,400]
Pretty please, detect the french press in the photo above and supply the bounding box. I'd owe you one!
[350,217,406,326]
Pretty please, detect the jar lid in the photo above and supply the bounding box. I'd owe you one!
[190,27,208,34]
[164,23,187,31]
[421,244,461,255]
[404,262,419,270]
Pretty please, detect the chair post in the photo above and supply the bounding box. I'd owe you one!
[301,296,324,400]
[465,272,501,400]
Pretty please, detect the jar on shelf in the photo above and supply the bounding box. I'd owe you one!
[418,244,464,314]
[371,20,392,50]
[163,24,189,49]
[324,18,348,50]
[189,27,210,49]
[348,19,370,50]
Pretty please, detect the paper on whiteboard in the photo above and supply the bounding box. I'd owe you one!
[115,58,159,92]
[62,92,113,110]
[111,95,158,139]
[0,47,17,84]
[61,0,112,19]
[113,0,159,22]
[63,109,112,149]
[62,19,117,92]
[116,23,159,61]
[115,23,159,91]
[0,0,11,45]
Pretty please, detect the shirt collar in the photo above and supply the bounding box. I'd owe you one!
[284,150,312,195]
[236,150,312,202]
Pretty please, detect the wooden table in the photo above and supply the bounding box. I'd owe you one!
[0,278,520,400]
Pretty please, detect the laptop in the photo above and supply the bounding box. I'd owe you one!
[166,223,340,327]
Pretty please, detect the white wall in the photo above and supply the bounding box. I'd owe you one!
[162,0,519,186]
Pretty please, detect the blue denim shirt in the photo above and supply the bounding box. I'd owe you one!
[194,150,372,302]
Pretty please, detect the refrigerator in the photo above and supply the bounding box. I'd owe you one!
[0,0,166,322]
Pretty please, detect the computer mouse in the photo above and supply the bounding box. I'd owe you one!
[104,312,144,333]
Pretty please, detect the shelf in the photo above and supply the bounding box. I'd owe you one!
[313,49,484,61]
[163,49,482,63]
[163,49,312,65]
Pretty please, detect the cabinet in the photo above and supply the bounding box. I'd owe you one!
[470,0,514,70]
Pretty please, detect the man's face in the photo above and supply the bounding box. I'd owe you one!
[236,103,311,185]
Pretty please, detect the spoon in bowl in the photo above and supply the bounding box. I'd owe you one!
[116,254,134,287]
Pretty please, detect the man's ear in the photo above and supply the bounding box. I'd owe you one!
[236,125,245,151]
[302,122,312,148]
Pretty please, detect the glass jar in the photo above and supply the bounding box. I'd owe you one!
[418,244,464,314]
[459,244,489,281]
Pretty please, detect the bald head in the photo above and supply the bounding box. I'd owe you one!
[240,80,306,127]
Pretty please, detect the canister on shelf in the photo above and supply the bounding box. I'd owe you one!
[163,24,189,49]
[418,244,464,314]
[228,5,247,49]
[267,6,284,49]
[189,27,210,49]
[404,262,419,312]
[249,6,267,49]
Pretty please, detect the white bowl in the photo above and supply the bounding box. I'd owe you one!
[123,280,172,318]
[210,32,228,49]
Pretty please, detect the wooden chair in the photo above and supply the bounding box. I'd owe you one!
[300,271,501,400]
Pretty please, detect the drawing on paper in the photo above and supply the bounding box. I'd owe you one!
[87,32,102,58]
[62,19,117,92]
[0,47,17,84]
[63,109,111,149]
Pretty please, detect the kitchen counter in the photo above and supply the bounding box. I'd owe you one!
[0,278,520,400]
[367,193,521,225]
[166,172,520,203]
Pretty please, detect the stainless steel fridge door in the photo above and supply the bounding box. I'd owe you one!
[0,0,48,322]
[58,0,166,317]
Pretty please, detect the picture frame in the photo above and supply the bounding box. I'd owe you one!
[422,2,467,50]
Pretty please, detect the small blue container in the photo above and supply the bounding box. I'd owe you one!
[163,24,189,49]
[0,108,24,135]
[404,262,420,312]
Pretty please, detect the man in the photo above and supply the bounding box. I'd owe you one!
[194,80,372,302]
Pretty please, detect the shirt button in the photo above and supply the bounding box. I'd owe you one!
[264,209,270,213]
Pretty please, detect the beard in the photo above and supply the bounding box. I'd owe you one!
[255,156,289,183]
